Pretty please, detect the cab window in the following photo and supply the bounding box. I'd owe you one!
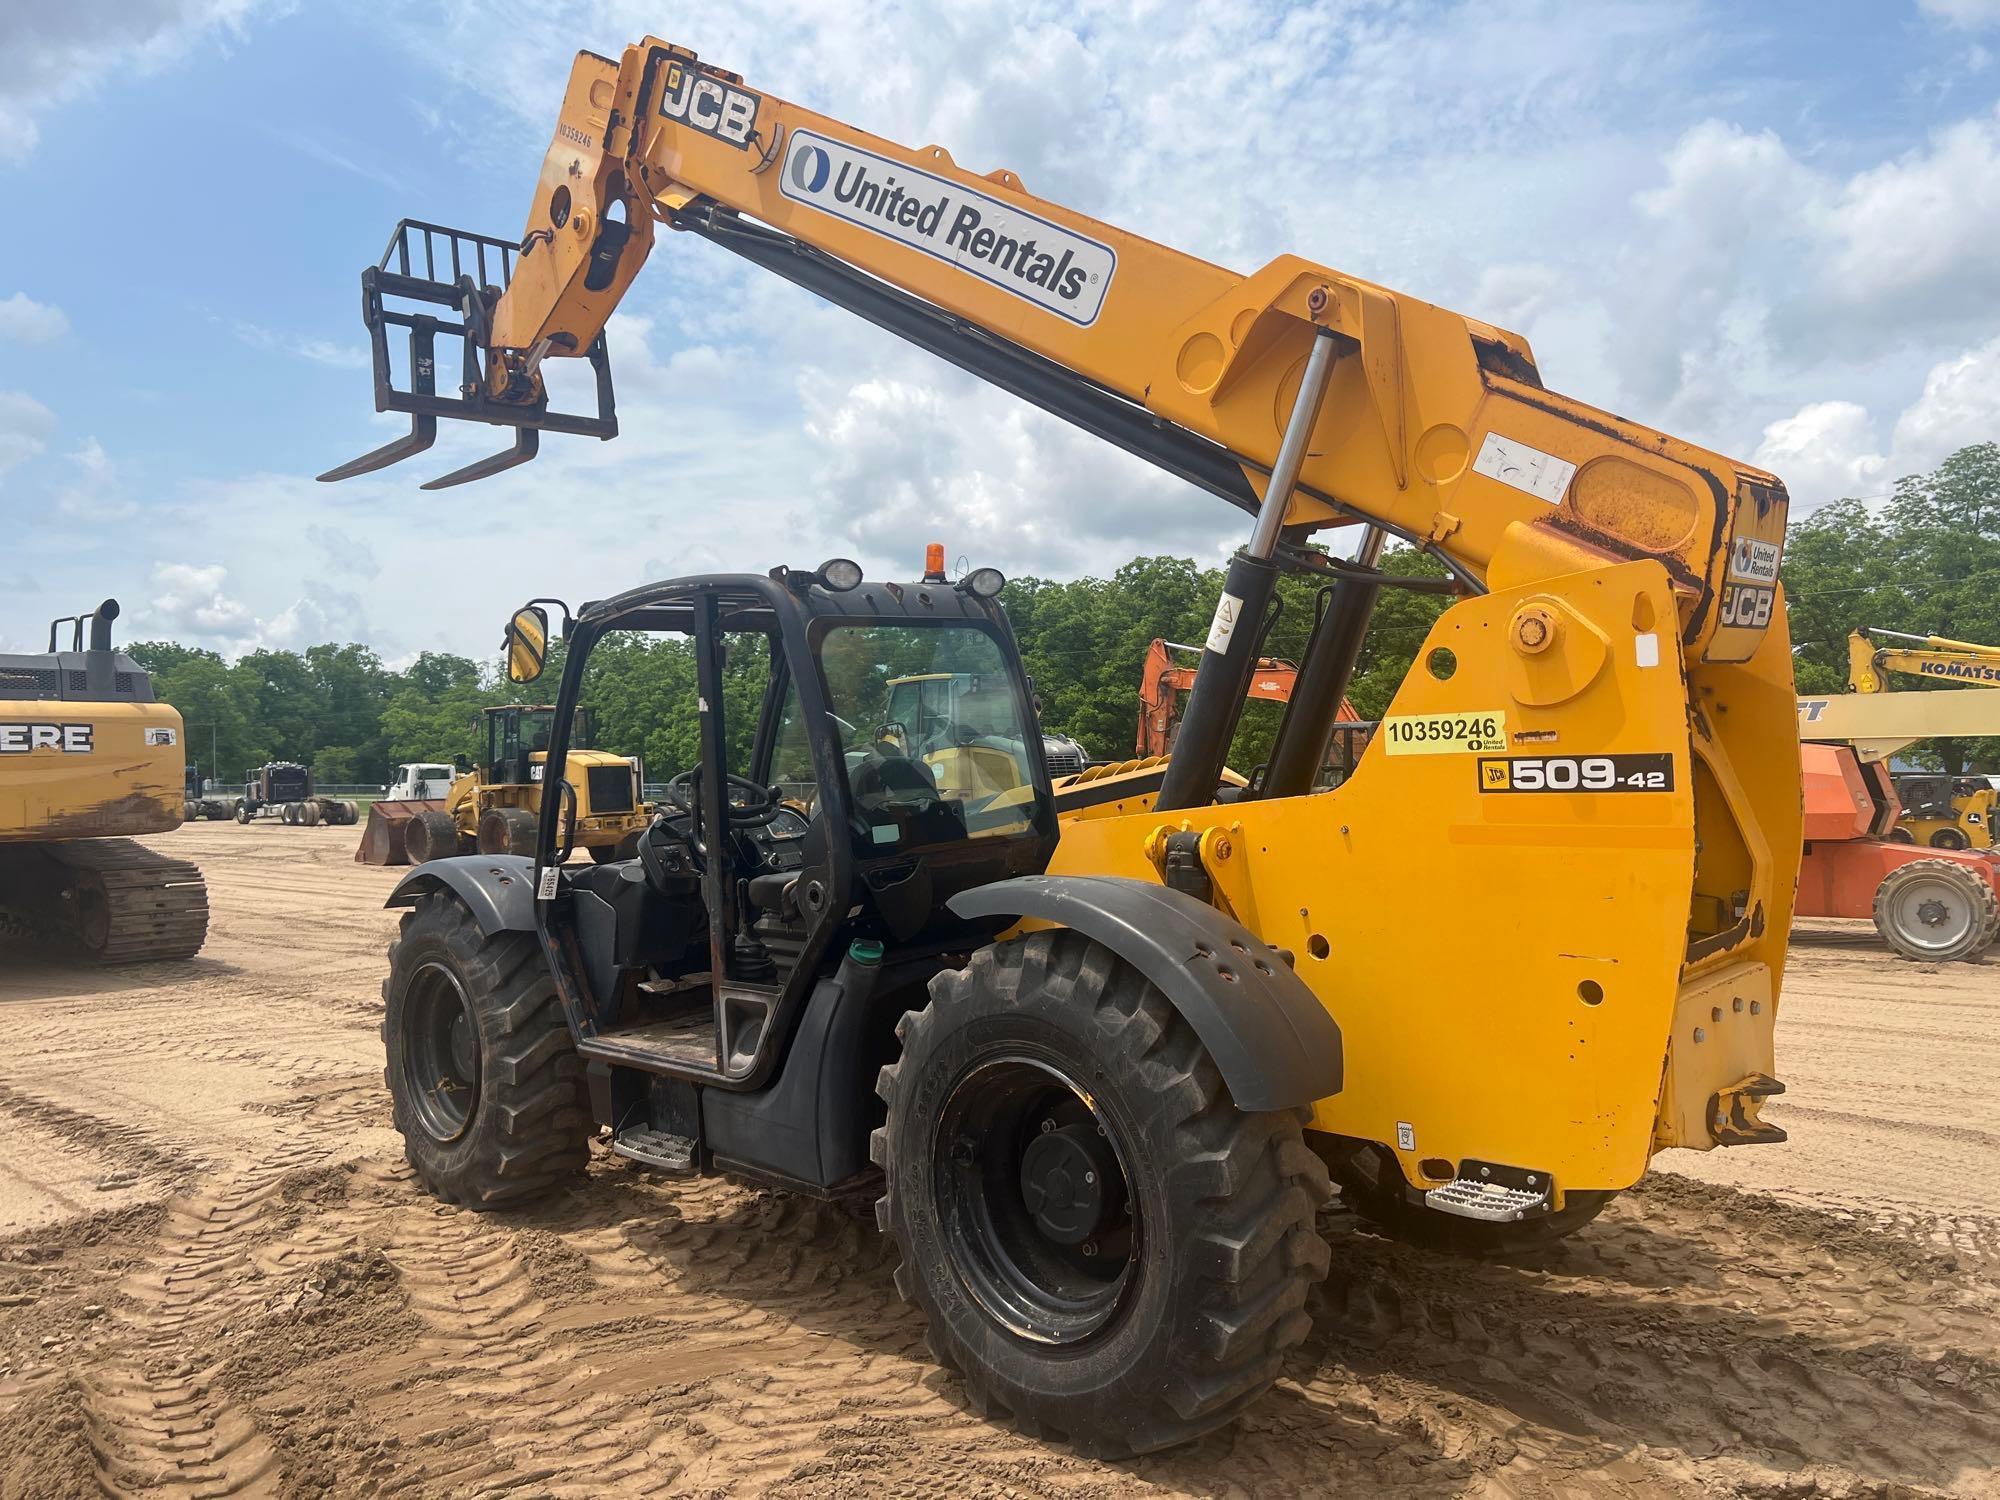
[815,624,1043,848]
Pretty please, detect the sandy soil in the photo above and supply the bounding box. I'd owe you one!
[1,821,1995,1497]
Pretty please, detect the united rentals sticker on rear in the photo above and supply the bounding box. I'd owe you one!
[779,129,1116,326]
[1381,711,1507,755]
[1728,536,1781,583]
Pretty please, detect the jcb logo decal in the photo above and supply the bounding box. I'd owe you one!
[1720,583,1774,629]
[659,62,760,149]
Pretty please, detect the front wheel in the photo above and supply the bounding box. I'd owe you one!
[874,931,1331,1456]
[381,892,590,1207]
[477,806,537,857]
[234,802,251,824]
[1929,827,1970,851]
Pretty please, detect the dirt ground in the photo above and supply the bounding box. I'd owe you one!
[2,821,1996,1498]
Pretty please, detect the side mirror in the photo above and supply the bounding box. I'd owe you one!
[505,605,550,684]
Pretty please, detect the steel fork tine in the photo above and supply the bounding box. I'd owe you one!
[316,415,438,482]
[419,427,539,490]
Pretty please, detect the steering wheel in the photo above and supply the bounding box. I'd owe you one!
[662,767,782,827]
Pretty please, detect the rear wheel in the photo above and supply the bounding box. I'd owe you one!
[300,800,322,827]
[405,809,462,864]
[874,930,1330,1456]
[382,892,589,1207]
[1873,858,1998,962]
[1889,827,1916,844]
[1930,827,1969,850]
[477,807,538,857]
[1330,1144,1613,1255]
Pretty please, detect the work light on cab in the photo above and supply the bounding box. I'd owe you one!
[816,557,863,592]
[958,566,1005,599]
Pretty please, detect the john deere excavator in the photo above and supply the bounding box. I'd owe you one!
[0,600,209,963]
[323,39,1800,1455]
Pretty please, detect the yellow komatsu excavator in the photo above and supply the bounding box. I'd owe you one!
[1845,627,2000,848]
[324,39,1799,1455]
[0,600,209,963]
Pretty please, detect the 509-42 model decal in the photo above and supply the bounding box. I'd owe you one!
[1477,754,1675,793]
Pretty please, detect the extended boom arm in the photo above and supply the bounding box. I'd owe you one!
[321,39,1788,676]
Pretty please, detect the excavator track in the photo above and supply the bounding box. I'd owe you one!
[36,838,209,964]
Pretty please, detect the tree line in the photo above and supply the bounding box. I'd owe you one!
[131,443,1998,787]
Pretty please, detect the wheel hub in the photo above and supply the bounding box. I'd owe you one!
[404,961,480,1143]
[1019,1123,1115,1244]
[933,1053,1138,1343]
[1917,897,1949,927]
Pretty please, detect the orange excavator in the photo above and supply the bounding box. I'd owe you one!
[1136,637,1367,781]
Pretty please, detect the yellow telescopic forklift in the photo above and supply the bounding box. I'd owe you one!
[323,40,1801,1455]
[0,600,209,962]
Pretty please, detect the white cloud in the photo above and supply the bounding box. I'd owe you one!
[0,293,68,344]
[232,320,369,369]
[0,1,268,165]
[1889,334,2000,460]
[1919,0,2000,27]
[150,562,255,640]
[1754,334,2000,511]
[1820,105,2000,326]
[54,437,136,520]
[1751,402,1889,510]
[0,390,56,487]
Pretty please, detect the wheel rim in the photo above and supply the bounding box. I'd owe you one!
[1886,875,1977,954]
[403,961,480,1141]
[932,1053,1138,1345]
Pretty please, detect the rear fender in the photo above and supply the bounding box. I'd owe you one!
[386,855,537,936]
[948,874,1341,1112]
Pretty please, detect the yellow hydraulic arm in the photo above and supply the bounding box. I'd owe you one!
[323,38,1805,1197]
[320,41,1786,666]
[1847,627,2000,693]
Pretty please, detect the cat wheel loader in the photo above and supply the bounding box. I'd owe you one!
[0,600,209,963]
[328,39,1800,1455]
[357,702,649,866]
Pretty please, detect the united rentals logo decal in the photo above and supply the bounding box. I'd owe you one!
[779,130,1116,326]
[1728,535,1781,583]
[0,722,93,753]
[658,61,760,149]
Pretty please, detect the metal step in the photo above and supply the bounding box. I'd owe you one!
[1425,1176,1551,1223]
[611,1126,697,1175]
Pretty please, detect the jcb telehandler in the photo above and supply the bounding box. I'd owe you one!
[331,39,1802,1454]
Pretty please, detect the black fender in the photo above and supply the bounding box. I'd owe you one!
[386,855,537,937]
[948,874,1341,1112]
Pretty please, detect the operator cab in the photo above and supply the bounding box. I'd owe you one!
[499,557,1055,1190]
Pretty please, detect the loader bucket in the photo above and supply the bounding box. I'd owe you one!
[355,799,447,866]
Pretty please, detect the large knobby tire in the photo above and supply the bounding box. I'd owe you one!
[404,809,462,865]
[1873,858,1998,962]
[873,930,1332,1456]
[478,806,538,857]
[1332,1145,1613,1256]
[1930,827,1970,850]
[381,892,590,1207]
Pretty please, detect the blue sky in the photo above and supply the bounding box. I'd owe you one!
[2,0,1997,661]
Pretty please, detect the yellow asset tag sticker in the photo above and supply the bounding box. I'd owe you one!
[1381,711,1508,755]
